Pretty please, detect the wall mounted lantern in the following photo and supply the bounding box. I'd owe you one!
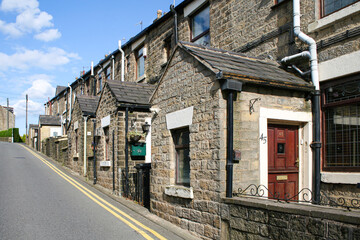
[142,122,151,133]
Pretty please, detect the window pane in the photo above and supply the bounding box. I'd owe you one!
[325,104,360,168]
[192,6,210,39]
[136,47,144,78]
[177,148,190,184]
[323,0,358,16]
[194,33,210,46]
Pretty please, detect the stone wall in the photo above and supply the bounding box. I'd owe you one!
[207,0,360,63]
[221,197,360,240]
[41,136,68,165]
[151,47,226,239]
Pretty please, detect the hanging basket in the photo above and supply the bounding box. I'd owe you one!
[129,135,142,143]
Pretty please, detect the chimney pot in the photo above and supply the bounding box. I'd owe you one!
[157,10,162,19]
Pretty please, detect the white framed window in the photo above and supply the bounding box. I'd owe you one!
[172,128,190,186]
[190,5,210,46]
[136,46,145,79]
[321,0,359,17]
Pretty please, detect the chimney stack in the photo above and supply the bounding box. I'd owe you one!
[157,10,162,19]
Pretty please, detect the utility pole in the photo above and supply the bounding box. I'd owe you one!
[7,98,9,129]
[26,94,28,140]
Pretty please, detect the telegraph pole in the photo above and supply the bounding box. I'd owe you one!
[7,98,9,129]
[26,94,28,139]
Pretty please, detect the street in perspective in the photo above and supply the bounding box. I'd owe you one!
[1,0,360,239]
[0,142,192,240]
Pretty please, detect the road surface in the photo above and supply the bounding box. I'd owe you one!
[0,142,188,240]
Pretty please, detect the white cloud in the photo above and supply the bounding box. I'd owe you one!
[0,0,60,40]
[34,28,61,42]
[16,8,53,33]
[23,77,55,99]
[0,47,80,71]
[1,0,39,12]
[13,98,43,117]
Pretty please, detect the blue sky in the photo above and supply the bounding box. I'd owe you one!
[0,0,177,135]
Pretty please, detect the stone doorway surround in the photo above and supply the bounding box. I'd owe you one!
[259,107,313,200]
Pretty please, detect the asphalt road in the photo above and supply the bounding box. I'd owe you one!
[0,142,188,240]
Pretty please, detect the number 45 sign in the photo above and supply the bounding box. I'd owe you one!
[259,133,267,144]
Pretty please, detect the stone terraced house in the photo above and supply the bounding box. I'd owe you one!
[67,95,99,177]
[150,41,315,239]
[93,80,154,196]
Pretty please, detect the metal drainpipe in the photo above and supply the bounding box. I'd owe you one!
[281,0,321,203]
[226,91,234,198]
[68,83,73,125]
[83,116,89,176]
[112,129,115,192]
[125,107,129,197]
[112,55,115,80]
[93,120,97,185]
[219,77,243,198]
[118,40,125,82]
[170,4,178,44]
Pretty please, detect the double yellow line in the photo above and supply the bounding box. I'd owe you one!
[22,145,166,240]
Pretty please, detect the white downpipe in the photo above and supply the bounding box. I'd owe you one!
[68,83,72,124]
[112,55,115,80]
[91,61,94,76]
[118,40,125,82]
[281,51,310,63]
[281,0,320,91]
[83,116,89,176]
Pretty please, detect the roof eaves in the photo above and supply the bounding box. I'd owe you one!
[222,73,314,92]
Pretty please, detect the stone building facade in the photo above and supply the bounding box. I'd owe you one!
[67,95,98,177]
[150,42,314,239]
[93,80,154,195]
[0,105,15,131]
[38,0,360,238]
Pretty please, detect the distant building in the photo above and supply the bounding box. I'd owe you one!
[38,115,61,151]
[0,105,15,131]
[28,124,39,150]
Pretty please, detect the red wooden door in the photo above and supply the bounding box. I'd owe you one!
[268,125,299,200]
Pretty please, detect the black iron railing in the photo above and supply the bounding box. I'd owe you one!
[234,184,360,210]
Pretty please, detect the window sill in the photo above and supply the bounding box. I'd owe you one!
[136,75,146,83]
[165,185,194,199]
[321,172,360,184]
[308,2,360,33]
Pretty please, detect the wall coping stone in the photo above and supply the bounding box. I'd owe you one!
[222,197,360,226]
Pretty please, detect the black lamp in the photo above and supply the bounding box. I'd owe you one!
[142,122,151,133]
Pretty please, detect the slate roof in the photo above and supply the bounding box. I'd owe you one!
[179,42,314,92]
[106,80,155,106]
[55,86,67,96]
[77,95,99,116]
[29,124,38,129]
[39,115,61,126]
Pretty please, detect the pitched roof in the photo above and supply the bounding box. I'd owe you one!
[77,95,99,116]
[29,124,38,129]
[179,42,314,91]
[106,80,155,106]
[55,86,67,96]
[39,115,61,126]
